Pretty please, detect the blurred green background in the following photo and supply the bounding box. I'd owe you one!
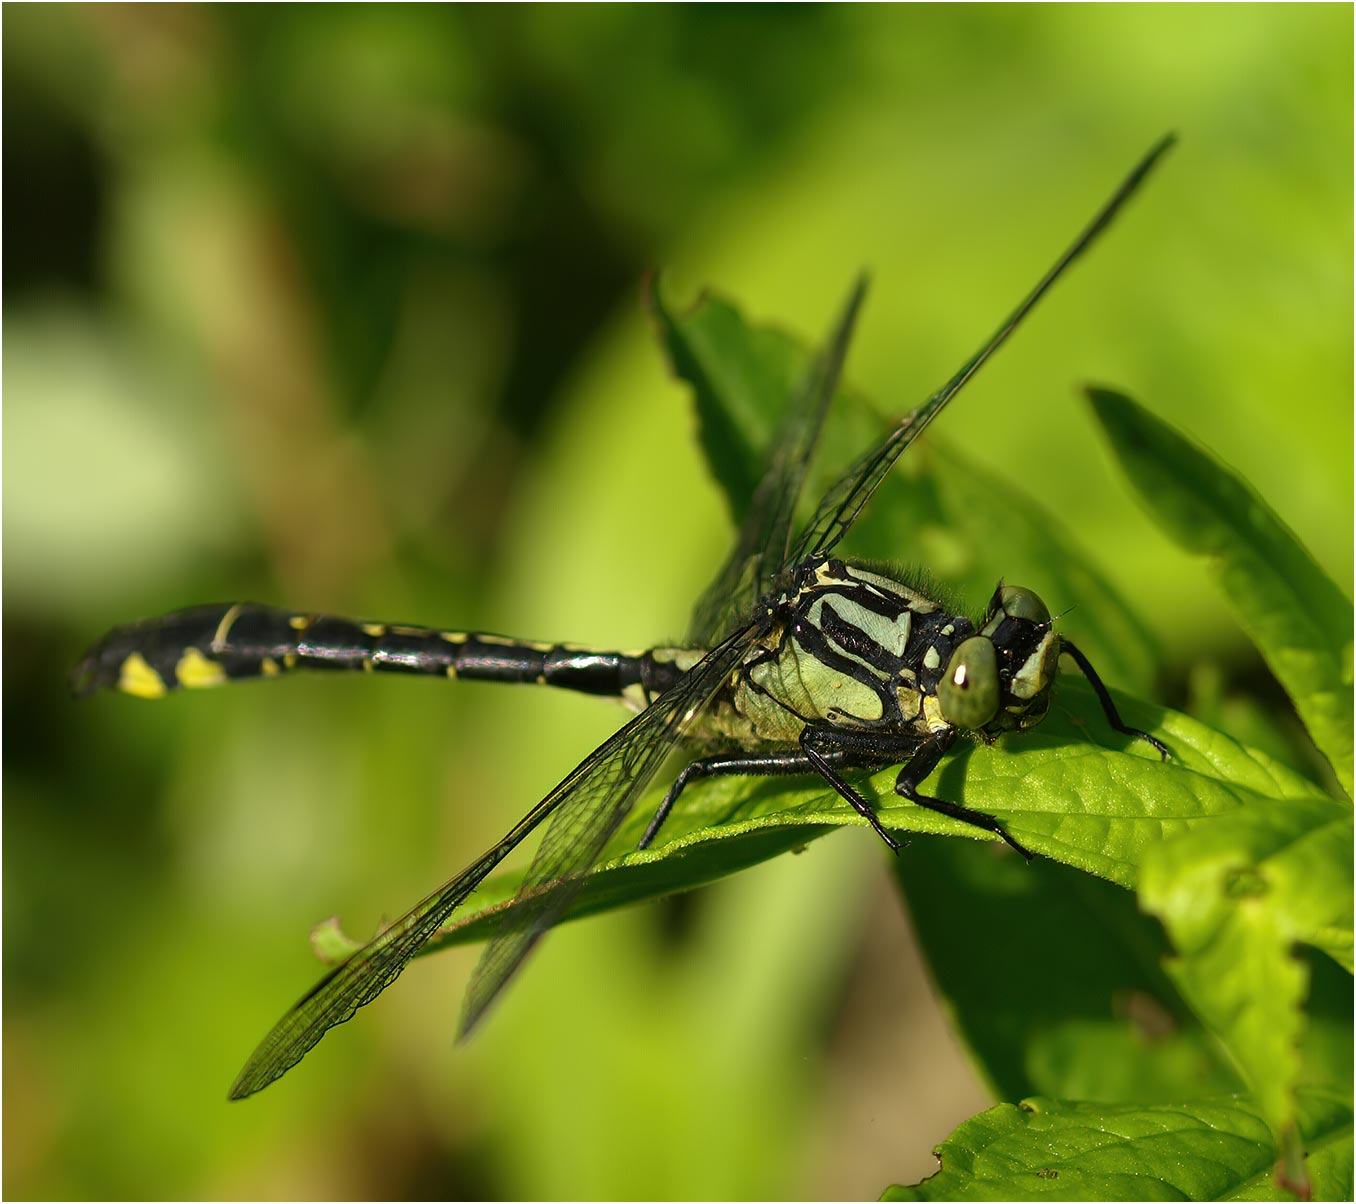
[5,4,1350,1199]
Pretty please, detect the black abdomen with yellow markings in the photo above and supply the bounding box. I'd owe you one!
[71,603,693,707]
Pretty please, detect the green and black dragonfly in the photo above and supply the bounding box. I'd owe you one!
[73,136,1174,1100]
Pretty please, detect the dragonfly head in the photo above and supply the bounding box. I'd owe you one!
[936,584,1058,736]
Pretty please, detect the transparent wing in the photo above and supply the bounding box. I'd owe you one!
[785,134,1176,568]
[230,806,544,1099]
[230,624,754,1098]
[688,276,868,645]
[458,622,756,1035]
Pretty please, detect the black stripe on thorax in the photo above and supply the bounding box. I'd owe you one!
[788,617,897,720]
[815,603,903,677]
[821,580,921,622]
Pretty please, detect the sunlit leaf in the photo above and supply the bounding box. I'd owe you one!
[406,678,1320,956]
[1088,387,1353,796]
[894,837,1242,1105]
[1139,795,1354,1172]
[652,283,1162,689]
[883,1089,1351,1201]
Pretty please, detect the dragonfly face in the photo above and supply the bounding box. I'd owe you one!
[944,583,1060,739]
[73,136,1176,1099]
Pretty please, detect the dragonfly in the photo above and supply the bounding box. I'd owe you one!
[73,135,1174,1100]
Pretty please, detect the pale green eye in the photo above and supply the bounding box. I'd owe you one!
[938,637,1000,730]
[998,585,1050,626]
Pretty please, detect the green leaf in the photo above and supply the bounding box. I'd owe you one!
[1087,387,1353,796]
[853,438,1162,695]
[1138,796,1354,1165]
[402,678,1325,959]
[651,280,1162,691]
[1184,662,1326,789]
[646,278,810,521]
[309,914,362,964]
[894,837,1242,1105]
[883,1089,1351,1202]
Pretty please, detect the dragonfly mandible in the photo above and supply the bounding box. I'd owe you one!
[73,134,1175,1099]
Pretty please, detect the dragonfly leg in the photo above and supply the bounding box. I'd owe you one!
[799,728,901,853]
[639,750,822,850]
[1061,640,1169,760]
[893,732,1033,861]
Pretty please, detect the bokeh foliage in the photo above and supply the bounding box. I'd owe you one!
[4,5,1350,1199]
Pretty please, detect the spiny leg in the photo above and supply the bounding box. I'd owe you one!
[892,731,1034,861]
[639,737,904,854]
[1061,640,1169,760]
[799,728,901,853]
[639,749,825,850]
[658,726,1035,860]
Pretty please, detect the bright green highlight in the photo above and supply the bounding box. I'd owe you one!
[881,1091,1351,1202]
[1088,387,1354,796]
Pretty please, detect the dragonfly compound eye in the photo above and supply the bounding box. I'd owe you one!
[997,585,1051,626]
[938,636,1000,730]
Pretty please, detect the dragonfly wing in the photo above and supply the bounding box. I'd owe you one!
[688,276,868,644]
[459,624,755,1036]
[231,624,753,1098]
[230,827,535,1099]
[786,135,1176,567]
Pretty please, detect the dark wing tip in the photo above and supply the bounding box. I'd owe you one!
[227,1054,276,1101]
[1124,133,1178,192]
[228,1047,296,1100]
[227,1074,262,1102]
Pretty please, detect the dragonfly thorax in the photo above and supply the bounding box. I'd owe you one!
[727,564,1061,748]
[727,558,978,744]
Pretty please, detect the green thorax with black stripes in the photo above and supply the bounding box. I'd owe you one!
[698,557,1061,750]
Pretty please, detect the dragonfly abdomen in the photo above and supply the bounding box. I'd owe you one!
[72,602,702,705]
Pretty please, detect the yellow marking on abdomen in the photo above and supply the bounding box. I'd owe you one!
[288,614,312,632]
[440,631,468,645]
[119,653,167,699]
[176,647,228,689]
[649,648,705,672]
[212,604,244,651]
[361,622,386,638]
[620,682,651,713]
[476,633,550,651]
[261,657,280,677]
